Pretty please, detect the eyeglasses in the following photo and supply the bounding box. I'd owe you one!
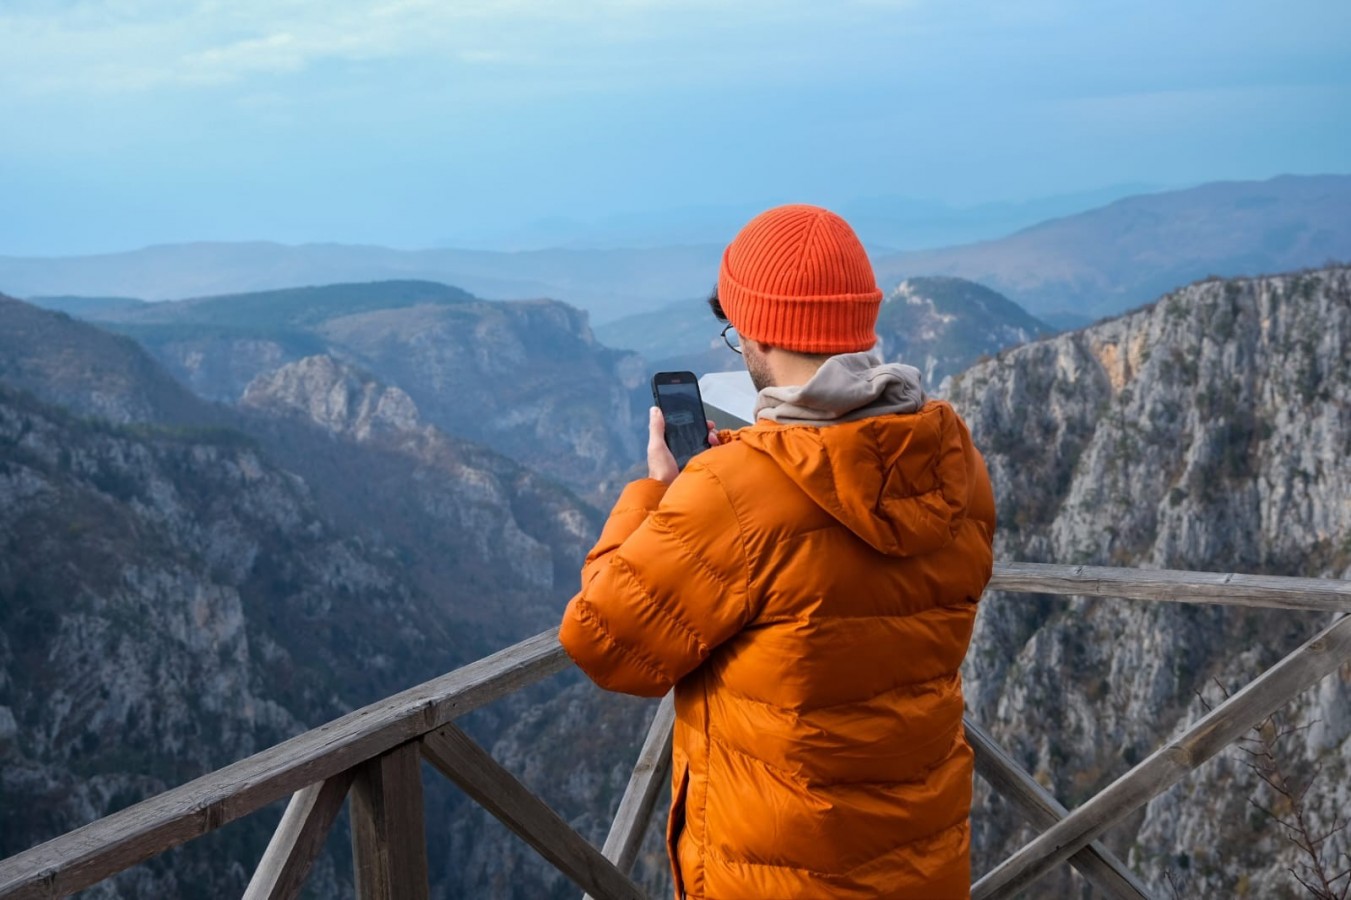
[720,323,742,355]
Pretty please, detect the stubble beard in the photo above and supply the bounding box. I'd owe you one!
[744,345,774,393]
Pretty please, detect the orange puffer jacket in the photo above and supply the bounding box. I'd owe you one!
[561,399,995,900]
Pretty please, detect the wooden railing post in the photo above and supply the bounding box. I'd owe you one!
[350,742,430,900]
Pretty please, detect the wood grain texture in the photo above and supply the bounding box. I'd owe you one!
[421,725,646,900]
[242,771,355,900]
[966,717,1154,900]
[582,693,675,900]
[0,629,568,900]
[3,566,1346,899]
[990,562,1351,613]
[973,614,1351,900]
[350,743,429,900]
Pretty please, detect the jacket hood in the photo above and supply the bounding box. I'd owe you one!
[735,399,981,558]
[754,352,925,425]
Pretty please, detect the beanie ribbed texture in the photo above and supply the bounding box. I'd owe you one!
[718,204,882,354]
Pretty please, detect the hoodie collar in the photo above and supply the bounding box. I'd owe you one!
[754,352,927,426]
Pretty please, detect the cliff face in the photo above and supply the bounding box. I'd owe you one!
[877,276,1053,388]
[0,385,469,898]
[0,297,606,898]
[946,267,1351,897]
[314,297,645,498]
[88,281,645,499]
[239,354,601,630]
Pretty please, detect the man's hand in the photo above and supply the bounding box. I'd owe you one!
[648,407,720,485]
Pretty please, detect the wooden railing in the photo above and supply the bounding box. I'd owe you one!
[1,563,1348,900]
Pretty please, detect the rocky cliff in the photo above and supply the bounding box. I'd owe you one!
[80,280,645,499]
[0,384,466,898]
[0,297,606,898]
[877,276,1053,388]
[946,266,1351,897]
[239,354,601,633]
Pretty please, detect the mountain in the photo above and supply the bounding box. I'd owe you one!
[26,295,147,317]
[947,266,1351,897]
[6,175,1342,330]
[0,295,222,428]
[596,276,1054,389]
[592,294,741,377]
[877,276,1054,388]
[433,184,1163,254]
[0,382,471,899]
[873,174,1351,323]
[0,242,723,325]
[70,280,646,499]
[238,354,602,621]
[0,295,609,897]
[6,260,1349,898]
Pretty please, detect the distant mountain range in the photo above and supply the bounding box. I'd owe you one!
[596,276,1053,389]
[5,175,1349,328]
[431,183,1164,253]
[873,174,1351,322]
[33,280,647,499]
[10,242,724,325]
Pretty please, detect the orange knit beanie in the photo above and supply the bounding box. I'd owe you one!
[718,204,882,354]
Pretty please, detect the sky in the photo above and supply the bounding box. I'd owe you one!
[1,0,1348,255]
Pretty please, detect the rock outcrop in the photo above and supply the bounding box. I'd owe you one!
[0,296,604,898]
[947,266,1351,897]
[84,280,646,499]
[877,276,1053,388]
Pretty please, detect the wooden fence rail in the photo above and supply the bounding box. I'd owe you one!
[989,562,1351,614]
[0,565,1346,900]
[0,630,570,899]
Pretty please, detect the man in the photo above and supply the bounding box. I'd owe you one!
[560,204,995,899]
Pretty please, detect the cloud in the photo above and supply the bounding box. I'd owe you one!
[0,0,936,97]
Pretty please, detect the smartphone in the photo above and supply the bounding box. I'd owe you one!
[651,371,712,471]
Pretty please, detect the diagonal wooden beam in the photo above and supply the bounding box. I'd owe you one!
[422,724,646,900]
[965,717,1154,900]
[973,614,1351,900]
[242,771,356,900]
[600,693,675,872]
[582,693,676,900]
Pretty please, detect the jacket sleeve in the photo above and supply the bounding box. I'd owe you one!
[559,462,751,697]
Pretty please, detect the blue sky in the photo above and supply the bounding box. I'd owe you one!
[1,0,1348,255]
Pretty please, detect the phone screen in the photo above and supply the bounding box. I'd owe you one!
[652,373,710,471]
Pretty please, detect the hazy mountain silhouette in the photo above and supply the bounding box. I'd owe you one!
[872,174,1351,321]
[6,175,1346,327]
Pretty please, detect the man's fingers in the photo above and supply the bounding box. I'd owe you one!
[706,419,721,446]
[649,407,667,450]
[648,407,678,484]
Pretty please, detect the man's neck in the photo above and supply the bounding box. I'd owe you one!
[768,349,832,389]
